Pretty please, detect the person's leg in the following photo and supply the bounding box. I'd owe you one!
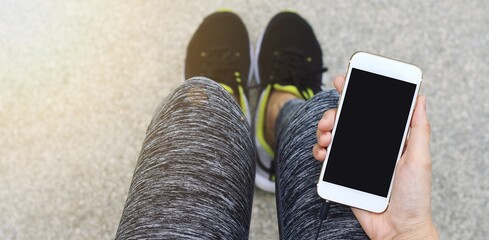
[275,90,368,239]
[115,77,255,239]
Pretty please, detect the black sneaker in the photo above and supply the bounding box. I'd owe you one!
[254,12,327,193]
[185,11,252,122]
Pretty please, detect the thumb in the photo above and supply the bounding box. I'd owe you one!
[405,95,431,160]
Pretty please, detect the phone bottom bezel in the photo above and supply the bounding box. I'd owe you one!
[317,181,390,213]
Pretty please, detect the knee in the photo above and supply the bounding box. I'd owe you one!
[310,89,340,110]
[183,76,220,88]
[297,89,340,120]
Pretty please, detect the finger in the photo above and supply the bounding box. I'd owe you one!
[333,76,346,93]
[313,144,327,161]
[405,95,431,163]
[316,131,332,148]
[317,109,336,132]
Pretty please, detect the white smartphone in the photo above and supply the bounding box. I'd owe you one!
[317,51,422,213]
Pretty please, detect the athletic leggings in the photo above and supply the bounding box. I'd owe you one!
[115,77,367,239]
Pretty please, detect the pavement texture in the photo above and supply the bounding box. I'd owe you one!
[0,0,488,239]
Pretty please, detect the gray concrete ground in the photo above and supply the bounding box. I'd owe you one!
[0,0,488,239]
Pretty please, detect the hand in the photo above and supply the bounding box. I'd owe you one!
[313,76,438,239]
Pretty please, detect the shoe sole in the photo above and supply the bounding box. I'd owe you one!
[253,29,276,193]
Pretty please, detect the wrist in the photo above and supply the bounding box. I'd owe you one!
[393,222,438,240]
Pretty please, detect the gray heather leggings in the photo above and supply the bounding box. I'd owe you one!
[115,77,367,239]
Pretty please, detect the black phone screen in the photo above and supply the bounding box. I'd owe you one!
[323,68,417,197]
